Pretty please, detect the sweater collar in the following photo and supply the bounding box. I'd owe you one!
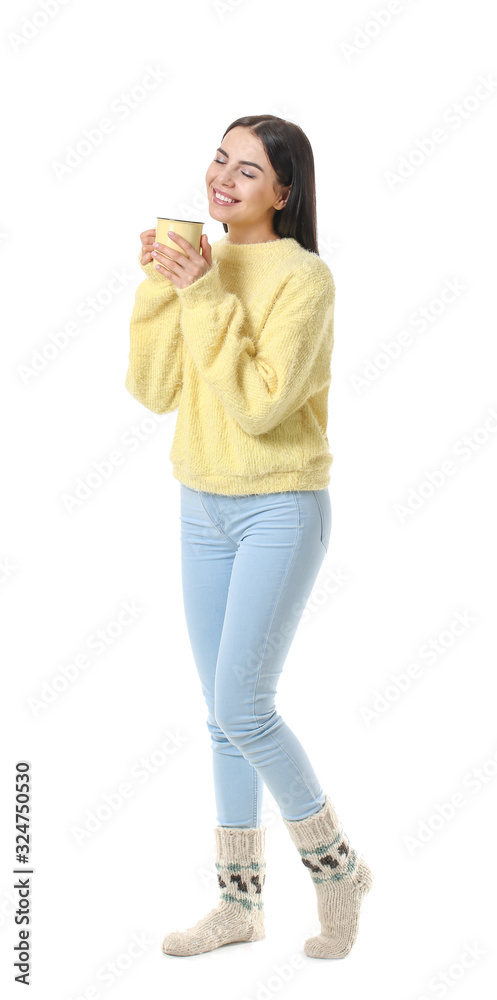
[213,234,301,254]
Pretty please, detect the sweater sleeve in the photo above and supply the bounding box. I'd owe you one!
[124,249,183,414]
[175,258,335,436]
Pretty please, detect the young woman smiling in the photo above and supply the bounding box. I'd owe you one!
[126,115,373,960]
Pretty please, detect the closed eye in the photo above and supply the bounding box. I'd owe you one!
[214,158,255,179]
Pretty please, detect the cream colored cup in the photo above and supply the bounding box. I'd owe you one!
[156,218,204,260]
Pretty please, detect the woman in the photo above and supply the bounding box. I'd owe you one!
[125,115,373,959]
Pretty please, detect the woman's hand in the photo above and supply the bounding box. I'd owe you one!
[139,228,158,265]
[151,231,212,288]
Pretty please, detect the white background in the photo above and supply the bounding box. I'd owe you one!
[2,0,496,997]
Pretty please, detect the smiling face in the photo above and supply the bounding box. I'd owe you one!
[205,126,291,244]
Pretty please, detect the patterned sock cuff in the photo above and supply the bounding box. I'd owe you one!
[282,796,359,884]
[216,857,266,910]
[215,826,266,912]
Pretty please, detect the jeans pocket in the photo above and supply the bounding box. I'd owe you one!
[311,489,331,552]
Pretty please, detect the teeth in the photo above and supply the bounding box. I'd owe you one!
[215,189,238,203]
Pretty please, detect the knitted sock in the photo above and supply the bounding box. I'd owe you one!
[282,795,373,959]
[161,825,266,956]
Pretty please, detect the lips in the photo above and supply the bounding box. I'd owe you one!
[212,187,240,204]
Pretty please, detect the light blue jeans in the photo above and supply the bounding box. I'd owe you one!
[180,484,332,828]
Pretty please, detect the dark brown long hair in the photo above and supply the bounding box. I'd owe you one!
[220,115,319,255]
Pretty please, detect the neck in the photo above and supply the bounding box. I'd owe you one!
[225,224,281,245]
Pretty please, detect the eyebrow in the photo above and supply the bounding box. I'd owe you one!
[216,147,264,172]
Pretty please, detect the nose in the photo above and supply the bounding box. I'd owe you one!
[215,168,236,188]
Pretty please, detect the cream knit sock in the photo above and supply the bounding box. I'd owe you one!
[282,795,373,959]
[161,825,266,956]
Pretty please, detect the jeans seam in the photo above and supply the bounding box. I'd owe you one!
[196,492,239,547]
[291,490,301,526]
[251,520,300,724]
[311,490,327,551]
[252,764,258,827]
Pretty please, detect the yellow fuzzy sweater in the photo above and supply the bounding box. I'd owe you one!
[125,234,335,495]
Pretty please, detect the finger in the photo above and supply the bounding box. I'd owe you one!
[151,247,178,266]
[141,245,160,263]
[154,254,196,283]
[140,228,156,239]
[154,258,178,277]
[166,231,197,255]
[150,241,179,259]
[151,241,181,258]
[151,244,189,275]
[154,261,175,279]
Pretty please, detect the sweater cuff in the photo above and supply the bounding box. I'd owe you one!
[175,259,224,309]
